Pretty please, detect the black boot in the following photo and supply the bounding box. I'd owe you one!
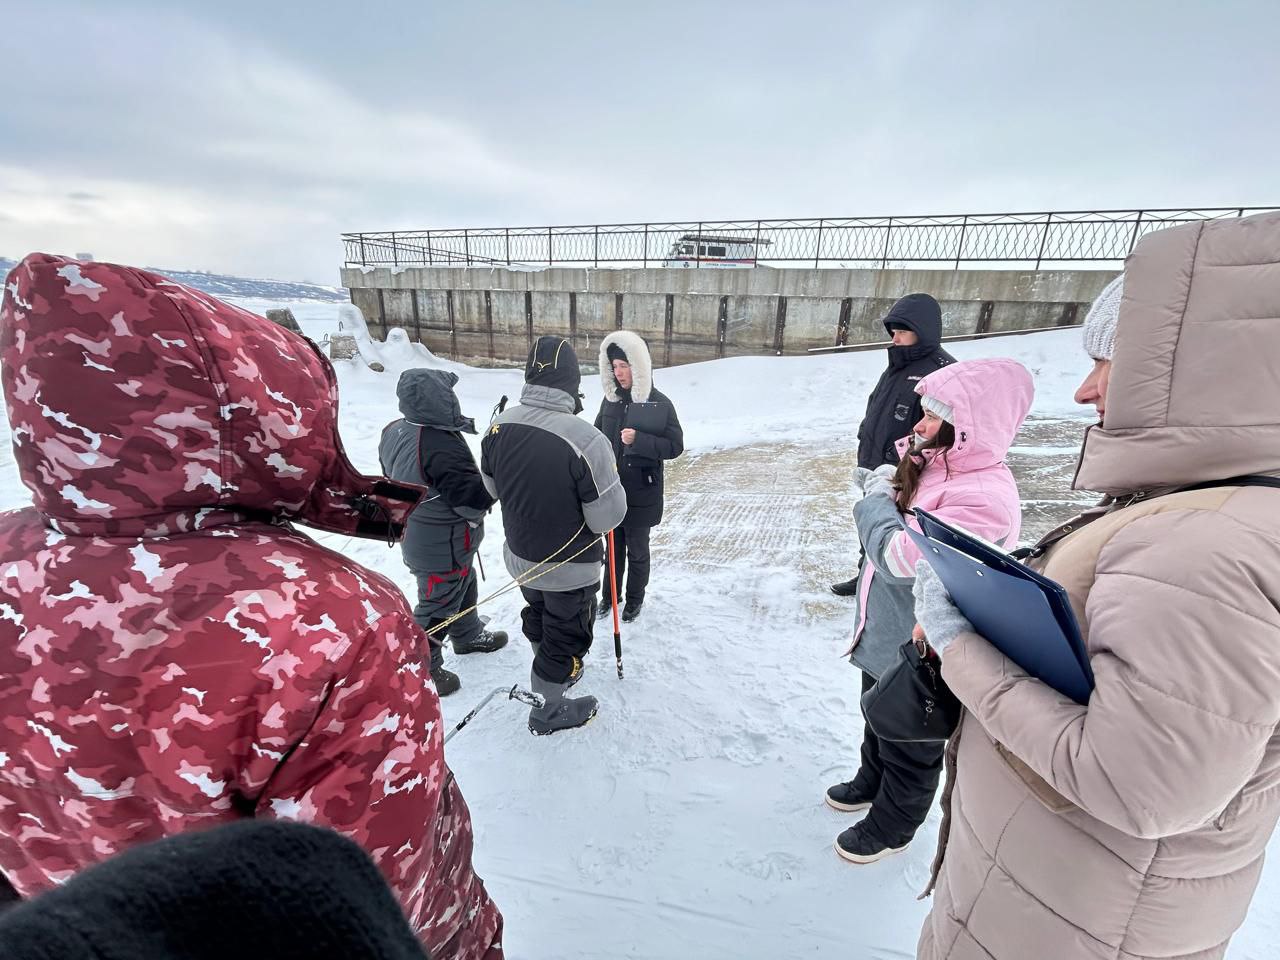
[835,820,908,865]
[830,578,858,597]
[621,599,643,623]
[427,648,459,697]
[453,628,509,655]
[825,780,875,813]
[528,668,598,735]
[432,665,461,697]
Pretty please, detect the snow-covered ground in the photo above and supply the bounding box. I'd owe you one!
[1,299,1277,959]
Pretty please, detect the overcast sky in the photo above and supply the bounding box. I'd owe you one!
[1,0,1276,284]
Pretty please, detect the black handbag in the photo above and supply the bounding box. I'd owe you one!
[860,638,962,743]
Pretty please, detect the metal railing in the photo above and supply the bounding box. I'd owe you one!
[341,207,1276,271]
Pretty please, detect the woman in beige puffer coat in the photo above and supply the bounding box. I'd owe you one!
[914,209,1280,960]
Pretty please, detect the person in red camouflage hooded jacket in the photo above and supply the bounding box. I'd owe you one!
[0,254,503,958]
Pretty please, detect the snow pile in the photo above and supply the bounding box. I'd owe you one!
[320,303,454,378]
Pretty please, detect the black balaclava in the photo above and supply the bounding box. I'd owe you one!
[525,335,584,413]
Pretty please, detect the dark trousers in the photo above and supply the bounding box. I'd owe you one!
[852,670,946,848]
[602,523,651,606]
[521,584,597,684]
[415,567,480,675]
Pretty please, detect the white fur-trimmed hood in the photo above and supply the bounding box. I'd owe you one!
[598,330,654,402]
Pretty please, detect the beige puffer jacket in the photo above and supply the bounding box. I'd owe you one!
[918,210,1280,960]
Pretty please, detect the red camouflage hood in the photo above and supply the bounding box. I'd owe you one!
[1,253,421,539]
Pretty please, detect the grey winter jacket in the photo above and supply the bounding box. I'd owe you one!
[847,492,917,678]
[379,369,491,573]
[481,382,627,592]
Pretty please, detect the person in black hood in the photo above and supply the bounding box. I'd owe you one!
[830,293,955,596]
[481,336,627,735]
[379,368,509,697]
[593,331,684,623]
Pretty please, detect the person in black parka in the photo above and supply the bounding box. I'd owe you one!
[831,293,954,596]
[593,331,685,623]
[380,368,509,696]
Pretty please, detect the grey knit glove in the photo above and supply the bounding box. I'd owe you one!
[853,466,875,493]
[912,560,973,655]
[864,463,898,500]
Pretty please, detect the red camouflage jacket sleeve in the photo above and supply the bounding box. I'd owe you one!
[246,608,503,960]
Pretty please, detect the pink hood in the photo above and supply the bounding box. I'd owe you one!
[894,358,1035,472]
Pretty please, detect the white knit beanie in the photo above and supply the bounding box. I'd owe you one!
[920,394,954,424]
[1082,274,1124,361]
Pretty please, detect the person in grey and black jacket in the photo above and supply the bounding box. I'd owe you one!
[593,331,684,623]
[380,368,509,697]
[481,336,627,735]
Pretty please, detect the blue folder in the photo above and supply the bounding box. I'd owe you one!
[904,508,1095,705]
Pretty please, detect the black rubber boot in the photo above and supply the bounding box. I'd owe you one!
[528,669,598,736]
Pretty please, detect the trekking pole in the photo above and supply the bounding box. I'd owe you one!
[476,551,486,582]
[444,684,545,744]
[608,529,623,679]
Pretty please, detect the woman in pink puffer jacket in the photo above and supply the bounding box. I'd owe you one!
[828,358,1034,866]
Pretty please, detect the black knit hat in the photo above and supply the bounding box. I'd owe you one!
[0,821,429,960]
[606,342,628,364]
[525,335,583,412]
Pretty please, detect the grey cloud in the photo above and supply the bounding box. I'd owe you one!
[0,0,1276,281]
